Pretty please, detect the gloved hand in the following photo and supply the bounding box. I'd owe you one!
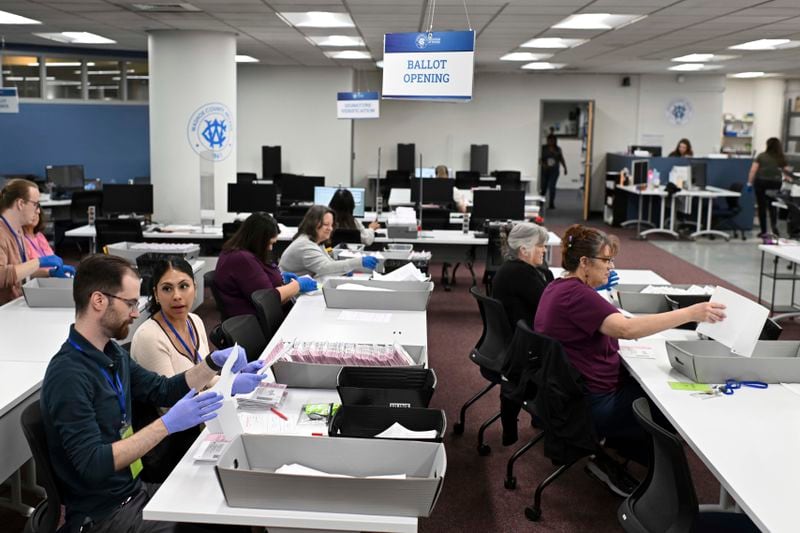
[745,183,753,193]
[241,359,266,374]
[595,270,619,292]
[361,255,379,270]
[38,255,63,269]
[296,275,317,293]
[161,389,223,434]
[49,264,76,278]
[281,272,298,285]
[231,372,268,396]
[210,346,247,373]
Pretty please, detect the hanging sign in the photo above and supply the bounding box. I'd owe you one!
[337,91,380,119]
[382,30,475,101]
[0,88,19,113]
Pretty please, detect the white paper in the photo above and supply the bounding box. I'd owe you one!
[375,422,438,440]
[388,189,412,206]
[337,310,393,323]
[696,287,768,357]
[276,463,352,478]
[193,438,230,462]
[619,345,656,359]
[640,284,714,295]
[372,262,427,282]
[239,412,291,434]
[335,283,395,292]
[206,344,244,438]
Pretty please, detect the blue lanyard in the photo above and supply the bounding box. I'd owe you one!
[0,215,26,263]
[25,234,45,258]
[68,338,127,424]
[160,311,200,363]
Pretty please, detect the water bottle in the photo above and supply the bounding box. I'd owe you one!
[87,205,96,226]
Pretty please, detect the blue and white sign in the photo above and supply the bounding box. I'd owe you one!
[0,88,19,114]
[187,102,234,161]
[337,91,380,119]
[666,98,693,126]
[382,30,475,101]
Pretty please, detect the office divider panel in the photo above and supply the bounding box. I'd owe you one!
[470,144,489,175]
[262,146,282,180]
[397,143,415,173]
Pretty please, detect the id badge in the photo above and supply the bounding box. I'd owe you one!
[120,424,143,479]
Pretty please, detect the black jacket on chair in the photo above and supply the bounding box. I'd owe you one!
[492,259,554,330]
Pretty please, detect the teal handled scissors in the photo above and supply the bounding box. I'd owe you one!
[716,379,768,395]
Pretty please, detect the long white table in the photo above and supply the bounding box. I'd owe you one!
[144,291,428,532]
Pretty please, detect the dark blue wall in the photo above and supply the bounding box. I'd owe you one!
[0,102,149,183]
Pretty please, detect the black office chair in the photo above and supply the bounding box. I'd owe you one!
[482,223,506,293]
[618,398,760,533]
[330,229,362,246]
[236,172,257,184]
[250,289,286,345]
[455,170,482,190]
[222,220,243,244]
[453,287,514,455]
[69,191,103,225]
[95,218,143,250]
[218,314,268,362]
[20,402,62,533]
[493,170,522,191]
[204,270,231,322]
[712,182,746,240]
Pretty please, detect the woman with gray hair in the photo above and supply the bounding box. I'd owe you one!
[491,222,553,330]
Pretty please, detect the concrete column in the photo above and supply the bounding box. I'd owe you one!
[148,30,236,224]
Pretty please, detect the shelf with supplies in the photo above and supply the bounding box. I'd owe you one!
[722,113,754,156]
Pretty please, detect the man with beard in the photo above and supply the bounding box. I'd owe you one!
[40,254,252,533]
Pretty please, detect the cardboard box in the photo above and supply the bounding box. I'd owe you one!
[323,278,433,311]
[666,340,800,383]
[22,278,73,308]
[216,434,446,517]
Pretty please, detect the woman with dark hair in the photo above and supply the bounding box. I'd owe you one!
[534,225,725,490]
[328,188,380,245]
[540,134,567,210]
[748,137,792,237]
[279,205,378,277]
[23,209,55,275]
[668,138,693,157]
[215,212,315,317]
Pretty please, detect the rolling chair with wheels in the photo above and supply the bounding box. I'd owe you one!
[216,314,268,362]
[20,402,62,533]
[453,287,514,456]
[205,270,232,322]
[712,182,746,240]
[222,220,243,244]
[618,398,759,533]
[250,289,286,345]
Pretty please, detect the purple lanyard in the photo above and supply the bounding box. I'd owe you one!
[25,234,45,258]
[160,311,200,363]
[0,215,26,263]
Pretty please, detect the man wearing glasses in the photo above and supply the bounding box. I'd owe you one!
[41,254,257,532]
[0,178,71,305]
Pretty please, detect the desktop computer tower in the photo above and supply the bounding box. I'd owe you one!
[397,143,415,173]
[262,146,281,180]
[470,144,489,175]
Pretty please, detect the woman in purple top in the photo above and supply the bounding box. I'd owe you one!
[215,213,315,317]
[534,225,725,485]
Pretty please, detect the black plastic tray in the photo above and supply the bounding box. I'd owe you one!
[337,367,437,408]
[328,405,446,442]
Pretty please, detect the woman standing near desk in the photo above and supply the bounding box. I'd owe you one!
[328,188,379,245]
[748,137,792,237]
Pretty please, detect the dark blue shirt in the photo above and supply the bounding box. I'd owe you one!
[41,325,190,525]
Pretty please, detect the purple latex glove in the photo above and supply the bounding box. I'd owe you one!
[231,373,268,396]
[210,346,247,373]
[161,389,223,434]
[241,359,266,374]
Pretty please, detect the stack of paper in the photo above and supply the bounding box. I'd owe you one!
[372,263,427,282]
[640,284,715,295]
[334,283,395,292]
[237,383,287,411]
[375,422,438,440]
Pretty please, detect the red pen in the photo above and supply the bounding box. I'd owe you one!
[311,432,324,437]
[270,407,288,420]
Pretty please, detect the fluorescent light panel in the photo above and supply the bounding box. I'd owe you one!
[521,62,566,70]
[668,63,721,72]
[0,9,41,24]
[671,53,736,62]
[500,52,553,61]
[308,35,364,47]
[520,37,587,49]
[552,13,645,30]
[278,11,354,29]
[729,38,800,51]
[34,32,115,44]
[324,50,371,60]
[730,72,766,78]
[235,55,259,63]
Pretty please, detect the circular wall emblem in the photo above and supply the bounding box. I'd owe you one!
[415,33,429,49]
[187,102,234,161]
[665,99,692,125]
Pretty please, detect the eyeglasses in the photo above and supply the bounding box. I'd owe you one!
[591,256,615,264]
[23,199,41,210]
[101,292,139,312]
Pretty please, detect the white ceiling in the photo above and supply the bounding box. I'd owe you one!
[2,0,800,75]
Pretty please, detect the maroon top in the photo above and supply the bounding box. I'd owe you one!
[215,249,284,317]
[534,277,623,394]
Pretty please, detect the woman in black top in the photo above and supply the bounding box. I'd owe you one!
[748,137,792,237]
[540,134,567,209]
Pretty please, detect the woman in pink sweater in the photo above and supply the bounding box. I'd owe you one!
[23,210,54,268]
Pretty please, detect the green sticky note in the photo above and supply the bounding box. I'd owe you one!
[668,381,712,392]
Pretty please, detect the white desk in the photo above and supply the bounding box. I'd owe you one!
[757,244,800,321]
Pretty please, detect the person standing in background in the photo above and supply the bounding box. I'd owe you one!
[748,137,792,237]
[540,134,567,210]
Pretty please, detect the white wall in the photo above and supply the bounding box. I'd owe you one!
[723,78,786,154]
[237,65,352,185]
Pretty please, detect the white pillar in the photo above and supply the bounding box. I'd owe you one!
[148,30,236,224]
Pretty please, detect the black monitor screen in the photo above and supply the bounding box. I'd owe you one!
[228,183,277,213]
[691,162,707,190]
[411,178,454,205]
[632,160,648,186]
[472,190,525,221]
[281,176,325,203]
[629,145,662,157]
[46,165,84,188]
[103,184,153,215]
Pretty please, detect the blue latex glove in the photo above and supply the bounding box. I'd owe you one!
[210,346,247,373]
[296,275,317,293]
[281,272,298,285]
[596,270,619,292]
[161,389,223,434]
[38,255,63,269]
[745,183,753,193]
[241,359,266,374]
[231,372,268,396]
[49,264,76,278]
[361,255,379,270]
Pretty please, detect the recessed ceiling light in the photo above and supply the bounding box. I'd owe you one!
[375,60,384,68]
[500,52,553,61]
[33,32,115,44]
[671,53,736,62]
[729,38,800,51]
[0,9,41,24]
[324,50,371,60]
[552,13,645,30]
[307,35,364,47]
[668,63,721,72]
[730,72,766,78]
[278,11,355,29]
[28,61,94,67]
[235,55,259,63]
[520,38,587,49]
[521,62,566,70]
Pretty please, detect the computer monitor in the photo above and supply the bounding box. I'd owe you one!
[629,145,662,157]
[228,183,277,213]
[102,184,154,215]
[45,164,85,189]
[472,190,525,221]
[690,162,707,190]
[280,176,325,204]
[632,160,649,186]
[411,178,454,206]
[314,186,365,217]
